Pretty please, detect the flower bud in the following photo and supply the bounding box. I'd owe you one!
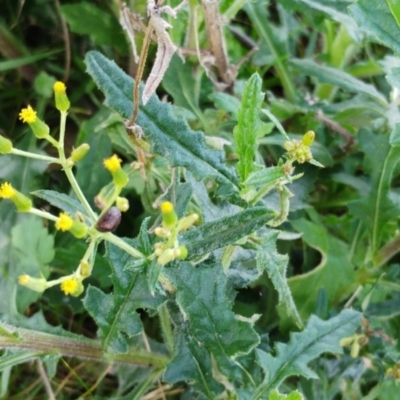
[116,196,129,212]
[160,201,178,228]
[30,118,50,139]
[154,227,170,238]
[302,130,315,146]
[53,81,70,112]
[177,213,199,232]
[157,249,175,265]
[12,191,33,212]
[79,260,92,277]
[112,168,129,187]
[71,143,90,162]
[70,221,88,238]
[175,245,188,260]
[0,136,12,154]
[18,274,47,292]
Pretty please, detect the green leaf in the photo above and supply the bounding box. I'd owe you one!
[348,129,400,253]
[283,219,355,324]
[164,301,224,399]
[387,0,400,28]
[85,51,240,198]
[245,166,286,187]
[164,262,259,382]
[349,0,400,55]
[0,350,43,373]
[0,50,61,72]
[269,388,304,400]
[162,55,207,128]
[290,59,387,105]
[60,3,127,53]
[234,73,264,182]
[180,207,274,259]
[32,190,89,219]
[256,232,302,328]
[252,309,362,399]
[209,92,241,117]
[82,239,164,353]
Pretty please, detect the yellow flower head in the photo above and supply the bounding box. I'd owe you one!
[160,201,174,214]
[55,212,73,231]
[103,154,122,172]
[53,81,66,94]
[19,105,37,124]
[61,277,78,295]
[0,182,16,198]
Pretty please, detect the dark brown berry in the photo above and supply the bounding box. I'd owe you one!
[96,207,121,232]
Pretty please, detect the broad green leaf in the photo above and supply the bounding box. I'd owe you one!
[290,59,387,105]
[164,301,224,399]
[85,51,240,197]
[234,73,264,182]
[349,0,400,55]
[244,2,298,102]
[180,207,274,258]
[283,219,355,324]
[83,239,164,353]
[348,129,400,254]
[60,3,127,53]
[164,262,259,382]
[256,232,302,328]
[32,190,89,219]
[387,0,400,28]
[163,55,207,128]
[245,166,286,187]
[269,388,304,400]
[252,309,362,399]
[209,92,241,117]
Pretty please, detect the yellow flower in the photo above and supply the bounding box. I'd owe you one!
[61,277,78,295]
[53,81,66,94]
[160,201,178,227]
[19,105,37,124]
[160,201,174,214]
[0,182,16,198]
[55,212,73,231]
[103,154,122,172]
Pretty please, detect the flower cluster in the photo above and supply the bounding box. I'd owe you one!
[154,201,198,265]
[283,131,315,164]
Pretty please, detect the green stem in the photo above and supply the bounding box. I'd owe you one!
[223,0,248,20]
[11,148,60,163]
[102,232,145,259]
[57,111,97,221]
[29,207,58,222]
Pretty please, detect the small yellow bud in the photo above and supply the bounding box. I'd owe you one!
[60,277,80,296]
[0,136,12,154]
[0,183,32,211]
[71,143,90,162]
[302,130,315,146]
[154,227,170,238]
[177,213,199,232]
[55,212,73,231]
[18,274,47,292]
[53,81,70,112]
[160,201,178,227]
[116,196,129,212]
[79,260,91,277]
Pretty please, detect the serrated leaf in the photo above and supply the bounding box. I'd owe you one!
[83,239,164,353]
[164,262,259,381]
[282,219,355,325]
[252,309,362,399]
[233,72,264,182]
[164,301,224,399]
[256,232,302,328]
[349,0,400,56]
[84,51,239,198]
[269,388,304,400]
[290,59,387,105]
[245,166,286,187]
[348,128,400,253]
[180,207,274,258]
[32,190,89,219]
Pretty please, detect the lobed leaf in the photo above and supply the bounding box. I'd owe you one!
[85,51,240,198]
[252,309,362,399]
[233,72,264,182]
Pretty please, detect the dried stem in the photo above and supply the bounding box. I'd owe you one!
[201,0,235,87]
